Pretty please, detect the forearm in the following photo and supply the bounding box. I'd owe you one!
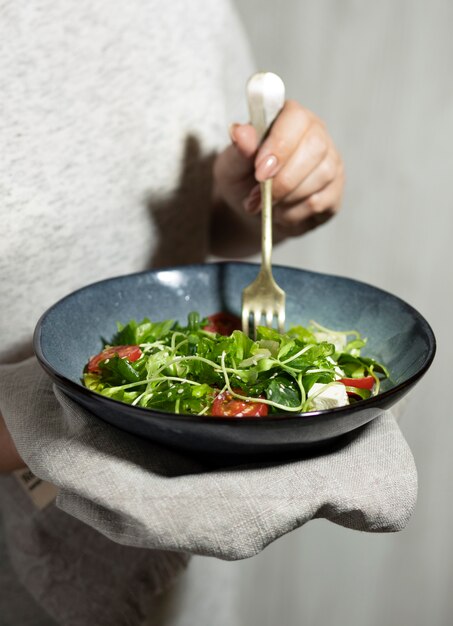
[0,411,26,473]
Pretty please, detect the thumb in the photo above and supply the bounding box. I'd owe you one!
[217,123,258,184]
[229,123,258,160]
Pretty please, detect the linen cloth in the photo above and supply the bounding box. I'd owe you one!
[0,358,417,564]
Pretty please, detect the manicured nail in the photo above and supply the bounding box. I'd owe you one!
[243,185,261,213]
[255,154,278,181]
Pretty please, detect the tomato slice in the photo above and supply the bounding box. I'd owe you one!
[211,389,268,417]
[339,376,375,390]
[87,345,143,374]
[203,312,242,336]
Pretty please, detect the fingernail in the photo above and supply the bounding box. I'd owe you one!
[255,154,278,181]
[243,185,261,213]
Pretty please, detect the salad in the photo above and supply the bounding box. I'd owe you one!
[82,312,389,417]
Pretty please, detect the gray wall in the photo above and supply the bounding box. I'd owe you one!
[149,2,452,625]
[235,2,452,624]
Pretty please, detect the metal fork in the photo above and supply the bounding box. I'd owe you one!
[242,72,286,337]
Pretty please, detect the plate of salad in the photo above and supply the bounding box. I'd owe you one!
[34,262,436,458]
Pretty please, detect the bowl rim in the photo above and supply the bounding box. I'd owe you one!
[33,261,437,424]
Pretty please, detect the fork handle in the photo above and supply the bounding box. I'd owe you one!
[246,72,285,142]
[247,73,285,276]
[260,179,273,275]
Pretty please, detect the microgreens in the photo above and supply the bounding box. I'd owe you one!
[83,313,389,416]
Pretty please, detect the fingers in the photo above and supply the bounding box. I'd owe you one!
[249,100,344,228]
[214,123,258,189]
[273,173,344,236]
[213,98,344,241]
[282,149,342,204]
[230,123,258,160]
[254,100,311,178]
[255,100,331,190]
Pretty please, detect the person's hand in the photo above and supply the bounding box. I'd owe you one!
[213,100,344,239]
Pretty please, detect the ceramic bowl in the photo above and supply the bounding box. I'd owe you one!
[34,262,436,459]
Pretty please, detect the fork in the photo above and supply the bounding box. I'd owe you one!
[242,72,286,337]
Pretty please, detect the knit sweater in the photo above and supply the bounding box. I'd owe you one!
[0,2,253,623]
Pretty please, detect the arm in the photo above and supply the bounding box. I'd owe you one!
[210,100,344,257]
[0,411,26,473]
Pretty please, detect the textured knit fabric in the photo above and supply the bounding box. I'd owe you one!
[0,0,252,363]
[0,1,253,624]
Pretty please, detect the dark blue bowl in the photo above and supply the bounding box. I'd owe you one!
[34,262,436,458]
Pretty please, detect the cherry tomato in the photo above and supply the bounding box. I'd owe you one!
[339,376,375,390]
[87,345,143,374]
[211,389,268,417]
[203,312,242,336]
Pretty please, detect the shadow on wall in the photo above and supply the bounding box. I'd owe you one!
[146,135,216,269]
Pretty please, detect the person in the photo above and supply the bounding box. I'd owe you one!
[0,0,344,623]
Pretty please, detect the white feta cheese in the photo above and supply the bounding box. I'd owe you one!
[313,331,347,352]
[307,382,349,411]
